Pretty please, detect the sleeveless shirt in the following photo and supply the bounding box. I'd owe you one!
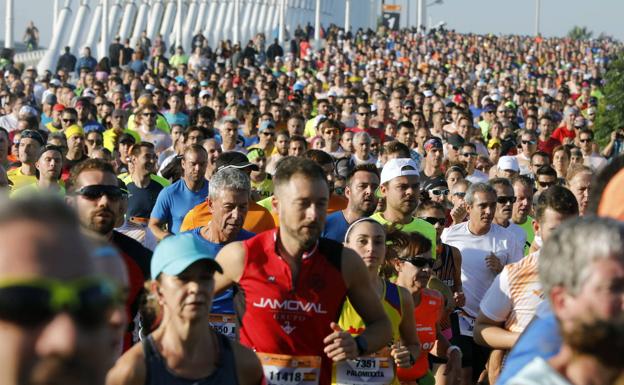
[142,333,239,385]
[236,229,348,385]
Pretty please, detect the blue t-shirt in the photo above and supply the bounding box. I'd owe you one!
[163,111,190,128]
[150,179,208,234]
[322,210,350,243]
[497,312,561,385]
[187,227,255,314]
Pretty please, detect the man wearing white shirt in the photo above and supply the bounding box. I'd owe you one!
[441,182,524,384]
[578,129,607,171]
[461,142,489,183]
[489,178,527,249]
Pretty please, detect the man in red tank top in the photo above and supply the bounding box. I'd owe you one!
[214,157,392,385]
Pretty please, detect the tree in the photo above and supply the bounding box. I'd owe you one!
[594,54,624,147]
[567,26,593,41]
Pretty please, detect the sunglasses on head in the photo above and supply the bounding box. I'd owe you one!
[497,196,517,205]
[0,277,119,328]
[72,184,126,201]
[398,256,434,268]
[420,216,446,226]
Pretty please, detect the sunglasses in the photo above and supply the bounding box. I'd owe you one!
[72,184,126,201]
[461,152,478,157]
[537,180,555,188]
[0,277,118,328]
[429,189,449,196]
[142,112,157,117]
[579,139,591,143]
[521,140,536,145]
[261,131,275,137]
[420,216,446,226]
[398,256,434,268]
[453,191,466,198]
[497,196,517,205]
[358,112,370,116]
[62,118,76,123]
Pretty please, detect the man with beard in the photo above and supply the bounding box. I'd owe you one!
[322,164,380,242]
[266,130,289,175]
[441,183,524,384]
[185,167,255,340]
[370,158,437,257]
[0,196,116,385]
[66,159,151,351]
[489,178,527,249]
[420,138,445,186]
[213,157,392,384]
[149,144,208,239]
[11,144,64,197]
[7,129,43,190]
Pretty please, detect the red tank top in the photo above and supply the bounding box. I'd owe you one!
[397,289,443,381]
[236,229,348,384]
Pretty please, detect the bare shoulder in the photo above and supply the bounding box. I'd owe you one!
[106,342,146,385]
[231,341,264,385]
[340,246,368,287]
[215,241,247,281]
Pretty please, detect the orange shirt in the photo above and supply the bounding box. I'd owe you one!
[180,200,276,233]
[397,288,443,381]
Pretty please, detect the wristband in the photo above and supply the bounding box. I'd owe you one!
[447,345,461,358]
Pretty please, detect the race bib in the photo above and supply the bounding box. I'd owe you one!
[458,312,475,337]
[333,347,394,385]
[209,314,237,340]
[257,352,322,385]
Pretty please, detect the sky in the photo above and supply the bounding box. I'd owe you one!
[0,0,622,49]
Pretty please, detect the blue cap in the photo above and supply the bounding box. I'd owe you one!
[259,120,276,132]
[151,233,223,279]
[83,121,105,133]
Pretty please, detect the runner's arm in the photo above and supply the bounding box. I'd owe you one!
[148,217,172,240]
[397,286,421,362]
[342,247,393,354]
[105,343,146,385]
[232,340,265,385]
[473,312,519,350]
[214,241,246,295]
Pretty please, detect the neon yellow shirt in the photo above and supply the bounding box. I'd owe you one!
[370,212,437,258]
[516,215,535,255]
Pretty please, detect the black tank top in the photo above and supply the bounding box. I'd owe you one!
[142,333,239,385]
[433,243,457,288]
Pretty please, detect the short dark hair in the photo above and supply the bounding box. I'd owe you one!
[534,185,578,223]
[489,177,513,190]
[303,149,334,167]
[67,158,116,192]
[273,157,327,192]
[290,135,307,148]
[531,151,550,164]
[511,174,534,191]
[416,200,445,216]
[396,120,415,131]
[129,141,155,157]
[536,165,557,179]
[382,141,410,158]
[346,164,380,185]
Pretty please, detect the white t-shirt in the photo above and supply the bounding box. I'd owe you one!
[441,221,524,317]
[480,252,543,333]
[504,222,528,250]
[138,126,172,155]
[584,153,607,172]
[507,357,571,385]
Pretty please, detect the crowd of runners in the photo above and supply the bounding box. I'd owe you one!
[0,23,623,385]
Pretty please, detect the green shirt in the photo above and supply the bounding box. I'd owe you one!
[516,215,535,255]
[370,212,438,258]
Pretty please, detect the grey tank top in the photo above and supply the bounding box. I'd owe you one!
[142,333,239,385]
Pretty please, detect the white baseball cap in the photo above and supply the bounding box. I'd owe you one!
[497,155,520,172]
[380,158,420,185]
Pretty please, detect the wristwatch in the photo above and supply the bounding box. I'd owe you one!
[354,335,368,356]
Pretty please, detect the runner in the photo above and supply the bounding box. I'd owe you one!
[386,230,462,385]
[333,218,421,385]
[214,157,392,385]
[106,233,264,385]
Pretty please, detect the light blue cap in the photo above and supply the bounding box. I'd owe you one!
[150,233,223,279]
